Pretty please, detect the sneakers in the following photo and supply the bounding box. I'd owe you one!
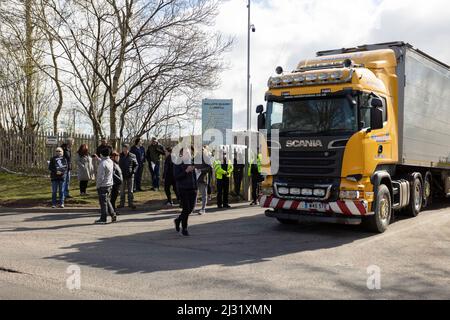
[174,218,181,232]
[51,205,56,208]
[223,204,231,208]
[94,219,107,225]
[165,201,174,206]
[59,204,65,208]
[181,229,189,236]
[198,209,206,215]
[111,216,117,223]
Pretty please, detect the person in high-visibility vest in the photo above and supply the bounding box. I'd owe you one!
[213,150,233,208]
[248,152,262,205]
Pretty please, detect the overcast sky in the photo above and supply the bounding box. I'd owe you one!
[205,0,450,131]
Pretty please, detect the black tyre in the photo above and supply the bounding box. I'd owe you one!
[422,173,432,209]
[277,218,298,225]
[406,176,422,217]
[364,184,392,233]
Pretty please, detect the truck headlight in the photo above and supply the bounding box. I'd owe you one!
[290,188,301,195]
[339,190,361,199]
[301,188,313,196]
[313,189,326,197]
[278,187,289,195]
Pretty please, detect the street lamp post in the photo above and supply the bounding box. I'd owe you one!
[244,0,254,201]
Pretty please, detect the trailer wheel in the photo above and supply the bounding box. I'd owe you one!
[422,173,432,209]
[406,177,422,217]
[277,218,298,225]
[364,184,391,233]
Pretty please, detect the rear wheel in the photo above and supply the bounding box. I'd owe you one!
[364,184,391,233]
[277,218,298,225]
[422,173,432,209]
[406,176,422,217]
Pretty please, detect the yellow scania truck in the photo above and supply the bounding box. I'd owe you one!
[257,42,450,232]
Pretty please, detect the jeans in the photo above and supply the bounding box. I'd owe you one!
[120,176,134,207]
[63,170,71,197]
[197,182,208,211]
[150,162,160,189]
[134,163,144,191]
[176,189,197,230]
[97,186,115,221]
[217,177,229,207]
[51,180,65,206]
[79,180,88,194]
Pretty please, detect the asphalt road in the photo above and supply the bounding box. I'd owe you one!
[0,200,449,299]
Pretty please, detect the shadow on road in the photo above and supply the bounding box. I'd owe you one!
[45,213,374,274]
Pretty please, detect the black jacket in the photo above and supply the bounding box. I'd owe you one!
[130,145,146,164]
[49,156,68,181]
[119,152,138,179]
[163,155,175,183]
[146,143,165,164]
[173,163,197,191]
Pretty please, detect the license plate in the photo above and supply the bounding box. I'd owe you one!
[299,202,329,211]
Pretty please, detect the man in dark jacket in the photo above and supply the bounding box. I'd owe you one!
[96,138,113,157]
[49,147,68,208]
[61,138,74,198]
[173,148,197,236]
[146,137,165,191]
[130,137,146,192]
[119,143,138,209]
[163,147,177,206]
[233,150,245,199]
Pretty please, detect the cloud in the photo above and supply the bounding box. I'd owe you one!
[207,0,450,130]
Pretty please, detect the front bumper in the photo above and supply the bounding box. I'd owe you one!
[260,195,373,216]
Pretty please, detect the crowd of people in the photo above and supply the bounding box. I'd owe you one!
[48,138,263,236]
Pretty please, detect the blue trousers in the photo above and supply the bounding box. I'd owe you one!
[52,180,65,206]
[150,162,160,189]
[63,170,71,197]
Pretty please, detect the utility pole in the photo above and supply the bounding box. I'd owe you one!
[244,0,254,201]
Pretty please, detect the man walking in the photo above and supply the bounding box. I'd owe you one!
[146,137,165,191]
[174,148,197,236]
[130,137,146,192]
[119,143,138,209]
[213,150,233,209]
[95,148,117,224]
[61,138,74,199]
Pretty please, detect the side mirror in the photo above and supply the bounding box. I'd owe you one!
[370,96,383,108]
[256,104,264,114]
[257,113,266,131]
[370,107,383,130]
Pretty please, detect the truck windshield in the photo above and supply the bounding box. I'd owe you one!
[267,97,357,136]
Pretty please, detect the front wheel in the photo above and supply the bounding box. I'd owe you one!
[364,184,392,233]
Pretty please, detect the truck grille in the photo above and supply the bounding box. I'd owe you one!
[278,150,343,177]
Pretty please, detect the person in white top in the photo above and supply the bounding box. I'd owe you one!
[95,148,116,224]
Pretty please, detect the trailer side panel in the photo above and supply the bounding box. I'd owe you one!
[402,48,450,169]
